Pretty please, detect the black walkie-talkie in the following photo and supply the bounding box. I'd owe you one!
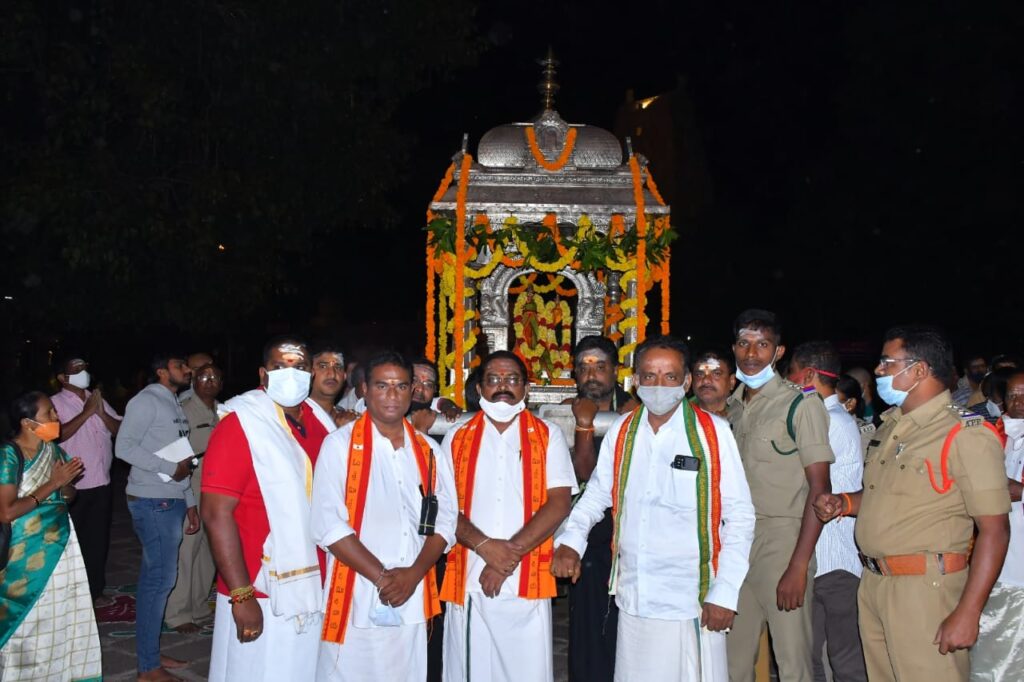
[418,451,438,536]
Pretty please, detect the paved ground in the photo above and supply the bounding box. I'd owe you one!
[98,463,570,680]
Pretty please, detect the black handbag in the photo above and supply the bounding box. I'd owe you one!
[0,445,26,571]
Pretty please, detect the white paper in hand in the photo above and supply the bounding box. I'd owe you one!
[154,436,195,483]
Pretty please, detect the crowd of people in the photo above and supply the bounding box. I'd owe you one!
[0,307,1021,682]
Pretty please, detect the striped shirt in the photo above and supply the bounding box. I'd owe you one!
[815,394,864,578]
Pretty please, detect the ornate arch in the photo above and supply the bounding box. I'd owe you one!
[478,264,606,354]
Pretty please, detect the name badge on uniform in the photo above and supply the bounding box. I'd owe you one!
[671,455,700,471]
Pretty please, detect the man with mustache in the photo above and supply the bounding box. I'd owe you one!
[553,335,755,681]
[726,309,835,682]
[560,335,637,682]
[311,351,457,681]
[407,357,463,435]
[440,350,577,682]
[691,350,736,418]
[307,342,357,431]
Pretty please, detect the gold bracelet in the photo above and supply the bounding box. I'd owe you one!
[27,493,41,507]
[473,537,491,552]
[575,425,595,433]
[229,590,255,605]
[229,581,254,598]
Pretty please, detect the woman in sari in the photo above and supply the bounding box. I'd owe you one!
[0,391,101,681]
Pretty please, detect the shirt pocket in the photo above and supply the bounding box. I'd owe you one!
[656,467,698,512]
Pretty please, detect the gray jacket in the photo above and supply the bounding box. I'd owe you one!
[115,383,196,506]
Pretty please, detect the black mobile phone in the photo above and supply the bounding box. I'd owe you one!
[671,455,700,471]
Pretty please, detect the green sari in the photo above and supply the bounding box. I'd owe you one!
[0,441,71,646]
[0,440,101,681]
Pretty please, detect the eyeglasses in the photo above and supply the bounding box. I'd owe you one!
[876,357,918,371]
[412,380,438,390]
[484,374,524,387]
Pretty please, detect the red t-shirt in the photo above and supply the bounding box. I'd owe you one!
[201,401,329,596]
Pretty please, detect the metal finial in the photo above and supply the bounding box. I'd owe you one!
[537,47,560,111]
[461,133,468,153]
[625,136,634,158]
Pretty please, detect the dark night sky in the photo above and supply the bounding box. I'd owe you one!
[3,1,1022,391]
[368,2,1023,356]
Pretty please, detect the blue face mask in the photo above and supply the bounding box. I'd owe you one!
[736,348,778,390]
[875,362,919,407]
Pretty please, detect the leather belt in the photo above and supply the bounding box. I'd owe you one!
[859,552,969,576]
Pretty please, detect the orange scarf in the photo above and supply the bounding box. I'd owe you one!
[321,414,441,644]
[439,411,555,605]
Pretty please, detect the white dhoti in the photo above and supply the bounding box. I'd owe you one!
[971,581,1024,681]
[442,594,553,682]
[614,610,728,682]
[208,594,320,682]
[316,623,426,681]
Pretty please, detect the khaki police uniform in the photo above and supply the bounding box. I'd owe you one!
[726,374,835,682]
[855,390,1010,682]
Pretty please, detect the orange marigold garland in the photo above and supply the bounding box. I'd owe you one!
[525,126,578,172]
[629,154,648,343]
[660,252,671,335]
[452,152,473,407]
[425,162,456,361]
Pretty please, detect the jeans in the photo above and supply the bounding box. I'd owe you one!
[128,497,185,672]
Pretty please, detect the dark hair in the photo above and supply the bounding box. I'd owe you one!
[310,340,345,365]
[883,325,954,385]
[8,391,47,438]
[961,353,987,370]
[572,336,619,366]
[691,349,734,374]
[349,364,365,386]
[363,351,413,384]
[836,374,865,419]
[464,367,482,412]
[982,366,1017,405]
[410,357,439,381]
[634,335,691,370]
[262,335,308,364]
[150,351,187,382]
[733,308,782,342]
[480,350,529,381]
[991,354,1023,371]
[792,340,841,389]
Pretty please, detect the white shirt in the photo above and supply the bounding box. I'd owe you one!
[310,419,457,627]
[815,395,865,578]
[441,414,577,600]
[999,418,1024,587]
[557,404,755,620]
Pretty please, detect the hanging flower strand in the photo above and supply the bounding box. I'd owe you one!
[452,152,474,406]
[525,126,578,172]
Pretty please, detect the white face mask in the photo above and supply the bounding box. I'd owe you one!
[735,348,779,389]
[1003,416,1024,439]
[369,599,403,627]
[67,370,91,390]
[478,396,526,423]
[265,367,312,407]
[986,400,1002,419]
[636,385,687,416]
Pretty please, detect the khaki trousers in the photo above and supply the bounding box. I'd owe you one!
[164,461,216,627]
[728,519,815,682]
[858,567,969,682]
